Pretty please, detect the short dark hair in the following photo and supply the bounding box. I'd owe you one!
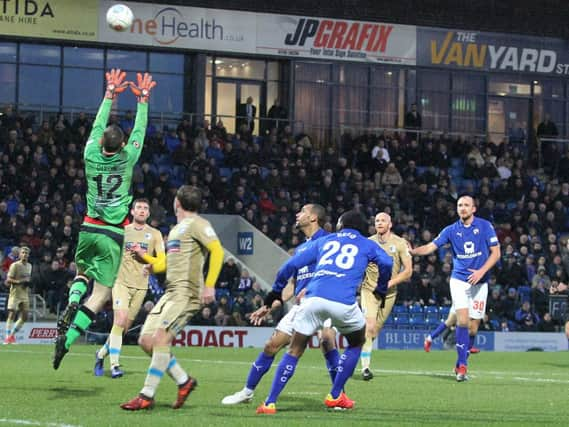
[308,203,326,227]
[457,193,477,206]
[102,125,125,153]
[338,210,367,234]
[176,185,202,212]
[132,198,150,207]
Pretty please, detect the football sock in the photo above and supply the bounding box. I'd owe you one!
[324,348,340,383]
[13,318,24,333]
[265,353,297,404]
[5,319,13,336]
[68,278,88,305]
[97,339,110,359]
[331,346,361,399]
[360,337,373,370]
[167,355,189,386]
[141,346,170,398]
[65,306,96,349]
[246,352,274,391]
[469,334,476,350]
[430,321,448,340]
[108,325,124,368]
[455,326,469,367]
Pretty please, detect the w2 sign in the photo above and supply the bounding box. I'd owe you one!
[237,232,254,255]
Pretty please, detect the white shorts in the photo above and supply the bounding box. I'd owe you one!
[275,304,301,336]
[292,297,365,336]
[449,278,488,320]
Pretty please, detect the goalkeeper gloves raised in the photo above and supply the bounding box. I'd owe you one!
[105,68,128,99]
[129,72,157,103]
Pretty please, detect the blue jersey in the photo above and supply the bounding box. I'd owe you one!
[433,216,499,283]
[272,228,393,305]
[291,228,330,296]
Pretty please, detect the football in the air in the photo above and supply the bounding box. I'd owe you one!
[106,4,134,32]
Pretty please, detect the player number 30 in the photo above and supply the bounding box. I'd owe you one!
[318,241,359,269]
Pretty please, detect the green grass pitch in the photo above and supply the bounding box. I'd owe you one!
[1,344,568,426]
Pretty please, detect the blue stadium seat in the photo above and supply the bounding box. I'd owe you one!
[517,286,531,304]
[392,305,407,315]
[384,314,396,327]
[450,157,463,168]
[424,305,439,314]
[219,167,233,178]
[408,304,423,314]
[439,306,451,318]
[215,288,231,300]
[395,313,410,328]
[409,313,426,329]
[425,312,440,325]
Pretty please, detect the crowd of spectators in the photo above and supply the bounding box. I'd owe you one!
[1,103,568,331]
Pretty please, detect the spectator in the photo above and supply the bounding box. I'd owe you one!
[193,306,216,326]
[514,301,539,331]
[381,163,403,186]
[404,103,422,130]
[217,258,240,290]
[536,113,558,138]
[537,312,556,332]
[266,99,287,134]
[1,246,19,274]
[531,266,551,289]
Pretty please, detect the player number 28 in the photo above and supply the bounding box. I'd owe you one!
[318,241,359,269]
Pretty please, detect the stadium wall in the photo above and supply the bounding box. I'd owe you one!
[2,0,569,141]
[2,323,567,351]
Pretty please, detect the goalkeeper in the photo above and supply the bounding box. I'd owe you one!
[53,69,157,370]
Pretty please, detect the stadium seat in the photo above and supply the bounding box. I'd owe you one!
[439,306,451,318]
[384,314,396,327]
[409,313,426,329]
[517,286,531,304]
[425,312,440,325]
[408,304,423,314]
[392,305,407,315]
[424,305,439,314]
[219,167,233,178]
[395,313,410,328]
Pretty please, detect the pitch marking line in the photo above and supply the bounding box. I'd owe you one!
[3,348,569,383]
[0,419,81,427]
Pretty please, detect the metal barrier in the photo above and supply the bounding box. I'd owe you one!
[0,292,46,322]
[7,103,304,138]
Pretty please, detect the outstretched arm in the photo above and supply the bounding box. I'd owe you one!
[125,73,156,160]
[410,242,438,257]
[85,69,128,156]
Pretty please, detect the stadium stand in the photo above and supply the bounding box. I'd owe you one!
[1,105,568,331]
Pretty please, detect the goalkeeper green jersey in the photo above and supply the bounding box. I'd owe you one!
[83,98,147,225]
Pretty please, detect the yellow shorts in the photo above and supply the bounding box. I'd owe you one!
[7,286,29,311]
[360,287,397,332]
[141,290,200,337]
[112,282,148,321]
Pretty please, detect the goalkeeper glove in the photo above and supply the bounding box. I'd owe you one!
[129,72,157,103]
[105,68,128,99]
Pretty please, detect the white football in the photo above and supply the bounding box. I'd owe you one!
[106,4,134,32]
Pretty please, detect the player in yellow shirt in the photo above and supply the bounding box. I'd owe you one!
[360,212,413,380]
[94,198,165,378]
[120,185,224,411]
[3,247,32,344]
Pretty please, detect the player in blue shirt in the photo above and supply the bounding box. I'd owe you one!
[255,210,393,414]
[221,204,338,405]
[410,195,500,381]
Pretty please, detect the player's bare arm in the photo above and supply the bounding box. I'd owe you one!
[410,241,438,256]
[467,245,501,285]
[387,249,413,288]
